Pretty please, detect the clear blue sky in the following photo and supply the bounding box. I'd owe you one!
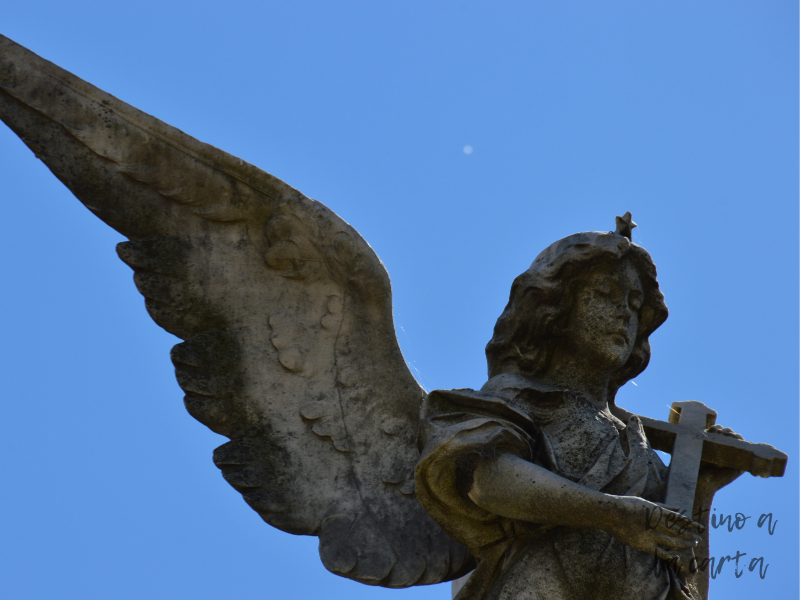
[1,2,796,599]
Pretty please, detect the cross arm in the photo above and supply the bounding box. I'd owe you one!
[638,415,787,478]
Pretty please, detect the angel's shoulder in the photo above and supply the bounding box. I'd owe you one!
[420,382,540,441]
[425,372,568,415]
[482,373,571,413]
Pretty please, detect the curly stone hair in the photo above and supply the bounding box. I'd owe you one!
[485,231,669,401]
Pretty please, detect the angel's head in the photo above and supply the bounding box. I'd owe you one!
[485,231,668,400]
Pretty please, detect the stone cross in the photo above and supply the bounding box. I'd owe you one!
[639,400,787,516]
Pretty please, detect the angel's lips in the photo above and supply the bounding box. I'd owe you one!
[606,330,630,345]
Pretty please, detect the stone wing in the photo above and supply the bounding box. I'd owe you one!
[0,35,471,587]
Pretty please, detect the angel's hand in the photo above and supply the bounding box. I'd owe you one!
[698,424,745,494]
[603,496,703,572]
[706,424,744,440]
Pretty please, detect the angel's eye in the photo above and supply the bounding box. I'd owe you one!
[593,284,611,298]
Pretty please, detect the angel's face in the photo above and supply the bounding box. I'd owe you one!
[560,259,643,375]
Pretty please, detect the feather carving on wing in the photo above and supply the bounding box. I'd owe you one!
[0,35,472,587]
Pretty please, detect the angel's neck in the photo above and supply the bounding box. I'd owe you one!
[537,361,610,410]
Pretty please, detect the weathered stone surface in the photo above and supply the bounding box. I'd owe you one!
[0,34,787,600]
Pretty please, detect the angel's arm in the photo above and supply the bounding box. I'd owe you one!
[469,453,703,567]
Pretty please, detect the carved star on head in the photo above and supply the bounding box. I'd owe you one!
[614,211,637,241]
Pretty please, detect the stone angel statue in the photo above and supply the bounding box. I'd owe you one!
[0,36,785,600]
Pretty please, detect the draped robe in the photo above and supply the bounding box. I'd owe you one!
[415,373,696,600]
